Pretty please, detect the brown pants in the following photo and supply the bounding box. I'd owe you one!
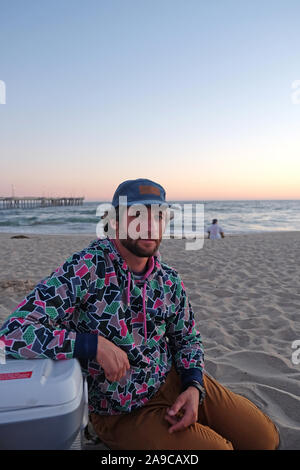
[91,367,280,450]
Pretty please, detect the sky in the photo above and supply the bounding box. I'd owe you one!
[1,0,300,201]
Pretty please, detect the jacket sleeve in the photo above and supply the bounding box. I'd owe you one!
[166,275,205,387]
[0,251,98,361]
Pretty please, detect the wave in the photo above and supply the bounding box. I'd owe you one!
[1,200,300,234]
[0,217,99,227]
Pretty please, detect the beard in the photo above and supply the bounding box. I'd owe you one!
[120,237,162,257]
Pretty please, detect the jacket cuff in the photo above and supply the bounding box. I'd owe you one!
[180,368,204,389]
[74,333,98,359]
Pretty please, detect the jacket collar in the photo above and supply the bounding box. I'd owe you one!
[96,237,162,277]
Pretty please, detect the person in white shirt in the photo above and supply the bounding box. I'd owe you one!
[207,219,225,240]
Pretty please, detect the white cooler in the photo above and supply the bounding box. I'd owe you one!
[0,358,88,450]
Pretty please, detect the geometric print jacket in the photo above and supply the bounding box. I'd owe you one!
[0,237,205,415]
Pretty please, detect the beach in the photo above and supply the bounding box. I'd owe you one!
[0,231,299,449]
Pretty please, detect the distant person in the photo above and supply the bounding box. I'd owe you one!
[207,219,225,240]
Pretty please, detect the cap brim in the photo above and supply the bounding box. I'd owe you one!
[116,199,166,207]
[115,199,181,209]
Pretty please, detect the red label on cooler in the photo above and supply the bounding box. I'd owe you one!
[0,371,33,380]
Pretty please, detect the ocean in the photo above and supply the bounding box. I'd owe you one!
[0,200,299,237]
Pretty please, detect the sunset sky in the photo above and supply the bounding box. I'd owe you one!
[1,0,300,201]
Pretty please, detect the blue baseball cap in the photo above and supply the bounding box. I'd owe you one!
[112,178,168,208]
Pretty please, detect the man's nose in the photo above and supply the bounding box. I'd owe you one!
[139,213,159,238]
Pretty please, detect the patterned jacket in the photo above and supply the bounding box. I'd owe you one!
[0,237,204,415]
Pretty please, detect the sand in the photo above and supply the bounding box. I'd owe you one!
[0,231,299,450]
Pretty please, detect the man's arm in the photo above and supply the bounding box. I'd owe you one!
[0,249,130,381]
[165,275,205,432]
[0,250,98,361]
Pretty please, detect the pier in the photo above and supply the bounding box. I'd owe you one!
[0,197,84,210]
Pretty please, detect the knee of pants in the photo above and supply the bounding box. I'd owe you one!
[158,423,235,451]
[237,411,280,450]
[203,437,234,451]
[258,419,280,450]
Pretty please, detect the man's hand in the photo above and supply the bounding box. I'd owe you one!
[96,336,130,382]
[164,387,200,433]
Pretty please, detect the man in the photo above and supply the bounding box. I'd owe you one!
[0,179,279,450]
[207,219,225,240]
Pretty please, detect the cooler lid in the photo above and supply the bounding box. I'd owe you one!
[0,358,83,411]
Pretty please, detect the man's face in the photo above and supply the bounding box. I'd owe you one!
[117,205,167,257]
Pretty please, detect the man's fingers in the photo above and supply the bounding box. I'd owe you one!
[164,414,179,429]
[164,408,185,432]
[117,366,128,381]
[167,397,185,417]
[168,420,187,434]
[97,336,130,382]
[105,361,129,382]
[168,413,192,434]
[167,414,187,434]
[118,361,130,380]
[165,407,196,434]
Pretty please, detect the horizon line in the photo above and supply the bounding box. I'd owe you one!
[85,197,300,203]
